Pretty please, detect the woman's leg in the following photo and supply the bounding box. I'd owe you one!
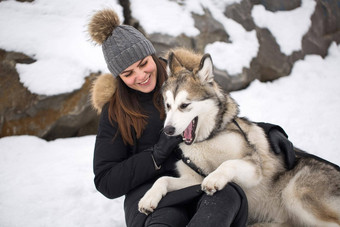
[125,197,190,227]
[124,183,194,227]
[188,182,248,227]
[144,205,190,227]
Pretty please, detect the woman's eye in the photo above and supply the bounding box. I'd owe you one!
[140,61,147,67]
[121,71,132,77]
[180,103,190,109]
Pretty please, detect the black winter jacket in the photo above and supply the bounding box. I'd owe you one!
[94,90,173,199]
[92,74,204,227]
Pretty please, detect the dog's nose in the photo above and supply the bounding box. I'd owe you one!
[164,126,175,136]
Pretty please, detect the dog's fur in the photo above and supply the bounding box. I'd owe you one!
[138,48,340,226]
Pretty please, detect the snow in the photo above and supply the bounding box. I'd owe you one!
[1,0,340,226]
[131,0,199,37]
[0,135,125,227]
[252,0,316,55]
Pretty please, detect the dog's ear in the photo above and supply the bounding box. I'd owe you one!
[197,54,214,84]
[167,52,183,76]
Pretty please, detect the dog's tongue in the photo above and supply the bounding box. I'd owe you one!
[184,121,193,140]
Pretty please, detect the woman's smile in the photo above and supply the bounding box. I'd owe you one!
[139,74,151,85]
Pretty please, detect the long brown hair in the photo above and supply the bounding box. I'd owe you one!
[108,54,167,145]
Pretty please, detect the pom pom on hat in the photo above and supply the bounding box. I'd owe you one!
[88,9,121,45]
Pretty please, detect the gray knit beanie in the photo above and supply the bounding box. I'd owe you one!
[88,9,156,76]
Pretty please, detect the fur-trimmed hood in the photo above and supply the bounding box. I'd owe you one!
[91,73,117,113]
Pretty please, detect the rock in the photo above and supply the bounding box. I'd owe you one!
[192,8,230,52]
[148,33,194,56]
[0,49,99,140]
[250,0,301,12]
[224,0,256,31]
[250,27,292,82]
[300,0,340,58]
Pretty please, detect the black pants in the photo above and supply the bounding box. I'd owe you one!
[187,182,248,227]
[125,182,248,227]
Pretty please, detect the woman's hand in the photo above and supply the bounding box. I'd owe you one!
[268,129,295,170]
[152,132,183,166]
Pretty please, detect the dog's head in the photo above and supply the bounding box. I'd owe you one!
[162,49,225,145]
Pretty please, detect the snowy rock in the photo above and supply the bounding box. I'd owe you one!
[146,0,340,87]
[301,0,340,57]
[0,49,99,140]
[192,8,230,53]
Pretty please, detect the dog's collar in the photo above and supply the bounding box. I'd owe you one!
[181,154,207,178]
[180,119,249,179]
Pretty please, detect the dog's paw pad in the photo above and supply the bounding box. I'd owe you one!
[202,185,217,195]
[138,201,155,215]
[138,206,154,215]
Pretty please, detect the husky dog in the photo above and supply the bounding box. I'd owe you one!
[138,48,340,226]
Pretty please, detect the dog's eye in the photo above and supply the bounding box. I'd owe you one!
[180,103,190,109]
[166,103,171,109]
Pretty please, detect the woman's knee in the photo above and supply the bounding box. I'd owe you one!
[201,182,245,206]
[188,183,248,227]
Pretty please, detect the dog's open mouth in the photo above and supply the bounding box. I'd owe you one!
[182,117,198,145]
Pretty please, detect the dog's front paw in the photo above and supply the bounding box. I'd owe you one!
[138,192,162,215]
[201,171,229,195]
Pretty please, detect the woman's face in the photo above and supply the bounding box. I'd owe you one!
[119,55,157,93]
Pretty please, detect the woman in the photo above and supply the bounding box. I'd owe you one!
[88,9,295,227]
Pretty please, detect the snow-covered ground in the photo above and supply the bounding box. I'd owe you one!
[0,135,125,227]
[0,0,339,226]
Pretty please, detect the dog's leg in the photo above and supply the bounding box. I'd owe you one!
[201,159,261,195]
[138,175,201,215]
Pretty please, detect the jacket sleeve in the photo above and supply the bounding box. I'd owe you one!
[93,104,167,199]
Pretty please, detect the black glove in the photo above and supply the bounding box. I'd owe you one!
[257,123,295,170]
[152,132,183,167]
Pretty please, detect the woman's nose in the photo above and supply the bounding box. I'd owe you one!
[134,68,146,78]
